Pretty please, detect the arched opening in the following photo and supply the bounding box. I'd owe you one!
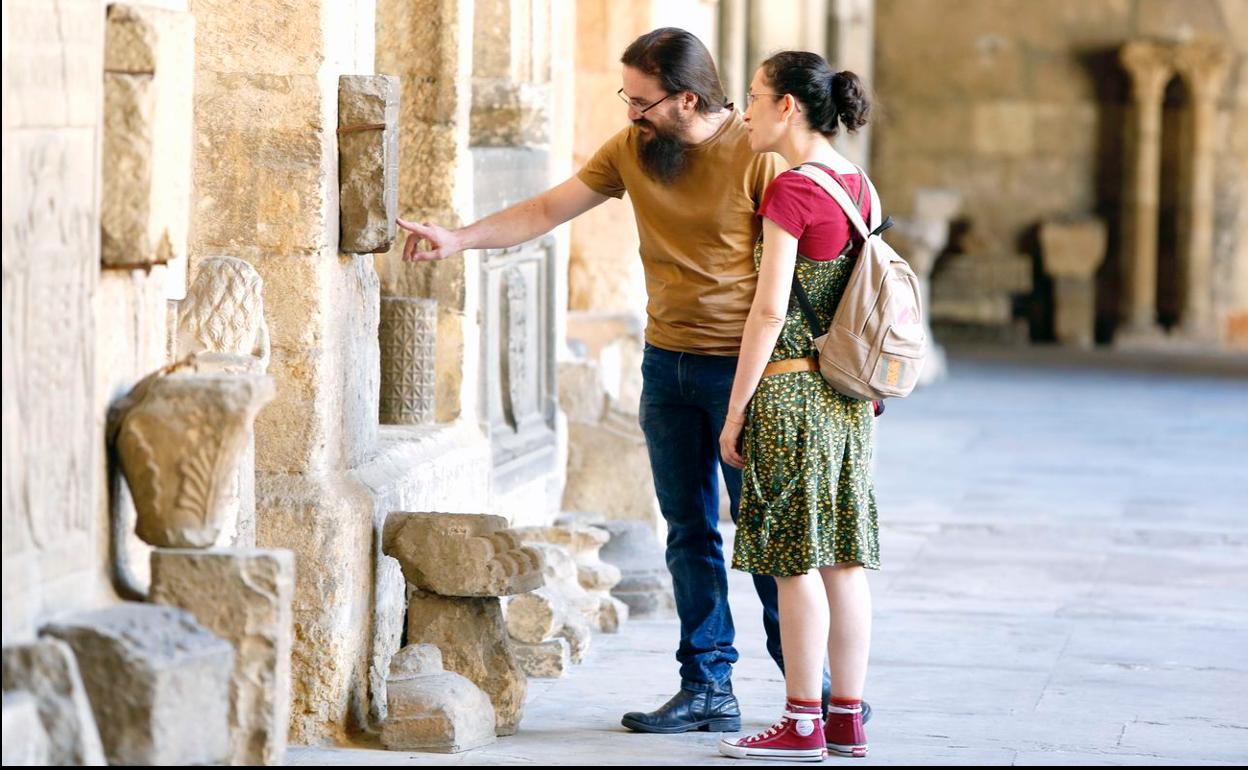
[1155,74,1188,330]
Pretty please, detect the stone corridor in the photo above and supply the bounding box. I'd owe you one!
[291,351,1248,765]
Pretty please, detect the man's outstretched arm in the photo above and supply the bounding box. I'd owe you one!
[397,175,609,262]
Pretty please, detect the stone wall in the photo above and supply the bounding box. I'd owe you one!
[3,0,196,642]
[186,0,385,743]
[872,0,1248,346]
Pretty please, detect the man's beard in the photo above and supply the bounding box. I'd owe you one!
[635,115,691,185]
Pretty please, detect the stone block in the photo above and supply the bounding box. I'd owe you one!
[1,640,106,765]
[382,645,495,753]
[557,359,606,424]
[254,473,375,745]
[562,417,663,532]
[379,297,437,425]
[470,80,551,147]
[511,638,571,679]
[1052,277,1098,349]
[598,521,677,620]
[972,102,1034,157]
[101,4,193,268]
[405,592,526,736]
[111,364,275,548]
[601,334,645,416]
[149,548,295,766]
[339,75,399,254]
[41,603,233,766]
[2,692,49,766]
[382,512,544,597]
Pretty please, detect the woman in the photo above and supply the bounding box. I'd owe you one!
[717,51,877,762]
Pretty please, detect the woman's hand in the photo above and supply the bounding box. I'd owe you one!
[720,414,747,470]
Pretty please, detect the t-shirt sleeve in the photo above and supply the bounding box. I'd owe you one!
[757,172,815,240]
[749,151,785,211]
[576,128,628,199]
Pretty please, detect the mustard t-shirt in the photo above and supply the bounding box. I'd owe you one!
[577,111,783,356]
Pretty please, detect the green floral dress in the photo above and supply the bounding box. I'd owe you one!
[731,237,881,577]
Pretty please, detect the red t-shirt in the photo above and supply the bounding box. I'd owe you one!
[757,166,871,261]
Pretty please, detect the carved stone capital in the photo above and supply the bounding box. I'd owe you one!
[1173,39,1232,103]
[1120,41,1175,103]
[382,512,545,597]
[110,362,275,548]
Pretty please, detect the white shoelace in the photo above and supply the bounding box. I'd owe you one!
[744,711,818,743]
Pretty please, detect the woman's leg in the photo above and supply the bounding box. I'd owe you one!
[819,564,871,697]
[775,571,830,701]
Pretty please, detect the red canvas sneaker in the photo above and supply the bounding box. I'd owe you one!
[718,705,826,762]
[824,701,868,758]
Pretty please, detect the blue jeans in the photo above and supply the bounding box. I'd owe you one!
[638,342,786,692]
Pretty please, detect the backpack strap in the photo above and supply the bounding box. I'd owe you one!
[791,163,875,239]
[785,163,873,340]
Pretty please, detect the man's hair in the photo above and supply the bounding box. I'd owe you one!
[621,28,727,114]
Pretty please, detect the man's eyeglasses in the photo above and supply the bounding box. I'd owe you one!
[617,88,677,115]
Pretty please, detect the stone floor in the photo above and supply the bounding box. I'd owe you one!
[292,351,1248,766]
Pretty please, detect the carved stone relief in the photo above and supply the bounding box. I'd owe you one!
[379,297,436,425]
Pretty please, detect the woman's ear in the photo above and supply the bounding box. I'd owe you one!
[782,94,799,121]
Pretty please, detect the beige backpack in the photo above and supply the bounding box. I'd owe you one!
[789,163,927,401]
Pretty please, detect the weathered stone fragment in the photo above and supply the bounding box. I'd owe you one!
[511,638,571,679]
[176,256,271,370]
[1,640,105,765]
[598,521,677,619]
[405,592,526,736]
[149,548,294,766]
[2,692,49,765]
[381,644,495,753]
[339,75,399,253]
[505,587,567,645]
[101,4,193,268]
[41,603,233,766]
[383,512,543,597]
[175,256,270,546]
[379,297,437,425]
[111,362,275,548]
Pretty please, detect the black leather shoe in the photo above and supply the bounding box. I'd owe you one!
[820,679,873,724]
[621,683,741,733]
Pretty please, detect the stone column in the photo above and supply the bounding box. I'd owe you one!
[828,0,876,169]
[1039,219,1109,349]
[189,0,383,744]
[1173,40,1231,340]
[1118,41,1172,338]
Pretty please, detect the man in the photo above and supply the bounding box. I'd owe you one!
[397,27,870,733]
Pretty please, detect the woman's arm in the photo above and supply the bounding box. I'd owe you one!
[720,218,798,468]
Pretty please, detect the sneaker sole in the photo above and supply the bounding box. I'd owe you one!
[827,742,868,758]
[718,740,826,761]
[620,716,741,734]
